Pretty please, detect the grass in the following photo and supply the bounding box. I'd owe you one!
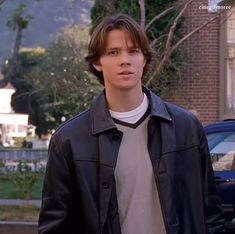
[0,205,40,222]
[0,174,44,199]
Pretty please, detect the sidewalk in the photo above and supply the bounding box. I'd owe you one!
[0,221,38,234]
[0,199,41,207]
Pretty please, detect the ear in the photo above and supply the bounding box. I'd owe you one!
[92,61,102,72]
[143,58,146,67]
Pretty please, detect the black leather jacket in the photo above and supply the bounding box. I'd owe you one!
[39,87,224,234]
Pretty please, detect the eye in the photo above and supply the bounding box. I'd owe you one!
[106,50,118,55]
[129,48,140,54]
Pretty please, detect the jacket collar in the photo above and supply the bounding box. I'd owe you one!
[90,86,172,135]
[144,86,172,121]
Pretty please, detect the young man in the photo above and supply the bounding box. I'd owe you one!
[39,14,224,234]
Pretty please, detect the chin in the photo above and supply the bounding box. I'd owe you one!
[105,78,142,92]
[116,82,141,91]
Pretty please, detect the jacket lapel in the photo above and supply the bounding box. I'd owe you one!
[98,131,122,233]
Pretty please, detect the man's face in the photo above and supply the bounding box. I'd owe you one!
[93,29,146,93]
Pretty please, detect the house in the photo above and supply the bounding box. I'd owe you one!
[166,0,235,125]
[0,73,29,146]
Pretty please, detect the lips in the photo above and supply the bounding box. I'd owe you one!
[118,71,133,75]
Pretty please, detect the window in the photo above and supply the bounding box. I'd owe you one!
[207,132,235,171]
[220,6,235,119]
[226,10,235,111]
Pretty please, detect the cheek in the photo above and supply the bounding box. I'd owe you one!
[101,64,112,74]
[136,55,146,66]
[137,58,146,69]
[100,65,113,79]
[100,59,115,71]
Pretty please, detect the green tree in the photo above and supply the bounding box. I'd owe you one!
[10,48,50,136]
[0,3,34,144]
[2,4,33,86]
[1,3,35,135]
[7,26,101,136]
[23,26,101,134]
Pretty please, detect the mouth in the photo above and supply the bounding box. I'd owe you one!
[118,71,134,75]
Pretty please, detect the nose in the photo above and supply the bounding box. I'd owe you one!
[120,52,131,66]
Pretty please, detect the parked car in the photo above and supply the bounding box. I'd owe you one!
[204,120,235,232]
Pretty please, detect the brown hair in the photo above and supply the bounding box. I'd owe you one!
[85,14,152,85]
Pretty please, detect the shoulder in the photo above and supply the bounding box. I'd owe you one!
[165,101,197,121]
[52,108,92,142]
[145,86,203,133]
[163,100,203,133]
[161,101,206,147]
[145,86,199,126]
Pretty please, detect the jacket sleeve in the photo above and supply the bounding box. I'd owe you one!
[198,124,225,234]
[38,133,77,234]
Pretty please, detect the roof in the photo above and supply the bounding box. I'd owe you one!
[204,120,235,134]
[0,73,15,90]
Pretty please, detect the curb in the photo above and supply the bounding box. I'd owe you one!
[0,221,38,226]
[0,199,41,207]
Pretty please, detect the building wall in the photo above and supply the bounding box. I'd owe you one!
[0,89,15,113]
[165,0,221,125]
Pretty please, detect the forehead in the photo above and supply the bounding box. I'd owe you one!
[104,29,138,48]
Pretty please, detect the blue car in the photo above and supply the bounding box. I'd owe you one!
[204,120,235,232]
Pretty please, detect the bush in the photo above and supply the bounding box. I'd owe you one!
[8,160,44,205]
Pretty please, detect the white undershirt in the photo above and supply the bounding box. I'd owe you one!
[109,93,149,123]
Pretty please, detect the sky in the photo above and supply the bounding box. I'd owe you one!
[0,0,94,63]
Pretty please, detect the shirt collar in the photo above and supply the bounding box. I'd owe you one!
[90,86,172,135]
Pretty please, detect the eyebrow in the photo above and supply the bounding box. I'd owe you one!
[106,46,140,51]
[106,47,119,51]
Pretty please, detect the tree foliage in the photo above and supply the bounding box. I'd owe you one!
[1,3,33,90]
[10,48,49,135]
[6,4,32,30]
[1,1,101,136]
[12,26,101,135]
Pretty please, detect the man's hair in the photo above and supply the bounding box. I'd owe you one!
[85,14,152,85]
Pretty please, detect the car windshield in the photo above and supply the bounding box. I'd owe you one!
[206,131,235,171]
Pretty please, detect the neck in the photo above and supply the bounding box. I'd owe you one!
[105,86,144,112]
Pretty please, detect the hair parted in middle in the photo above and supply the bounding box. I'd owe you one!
[85,14,153,85]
